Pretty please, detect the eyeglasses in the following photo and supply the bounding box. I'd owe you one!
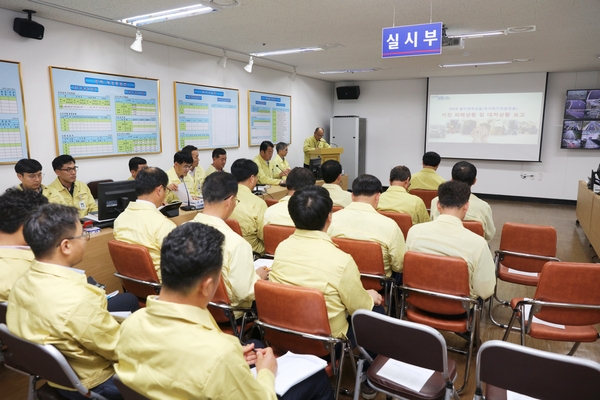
[25,172,44,179]
[56,231,91,246]
[182,164,192,170]
[59,166,79,173]
[223,195,240,205]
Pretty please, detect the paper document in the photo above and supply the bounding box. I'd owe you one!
[507,390,539,400]
[109,311,131,323]
[251,352,327,396]
[376,358,435,392]
[507,268,538,277]
[254,258,274,271]
[174,183,203,208]
[524,304,565,329]
[83,211,113,223]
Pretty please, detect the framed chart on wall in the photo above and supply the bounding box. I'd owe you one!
[248,90,291,146]
[0,60,29,164]
[49,66,161,158]
[174,82,239,149]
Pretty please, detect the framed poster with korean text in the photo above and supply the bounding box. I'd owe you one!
[0,60,29,163]
[50,66,161,158]
[174,82,239,149]
[248,90,291,146]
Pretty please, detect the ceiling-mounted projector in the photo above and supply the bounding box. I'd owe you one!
[13,9,44,40]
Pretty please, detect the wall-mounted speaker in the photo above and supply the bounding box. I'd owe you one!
[336,86,360,100]
[13,10,44,40]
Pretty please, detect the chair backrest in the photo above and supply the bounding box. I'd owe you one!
[462,220,484,237]
[331,237,386,291]
[403,251,470,315]
[408,189,437,211]
[265,198,278,207]
[477,340,600,400]
[332,205,343,213]
[254,280,332,356]
[87,179,114,200]
[377,210,412,240]
[224,218,243,236]
[0,302,7,325]
[533,262,600,326]
[113,374,150,400]
[0,323,90,395]
[499,222,557,273]
[353,310,448,374]
[208,276,232,324]
[107,240,161,302]
[263,224,295,256]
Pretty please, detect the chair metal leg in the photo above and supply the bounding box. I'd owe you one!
[353,358,364,400]
[27,375,36,400]
[567,342,582,356]
[488,285,518,329]
[502,308,520,342]
[456,306,478,393]
[333,342,346,400]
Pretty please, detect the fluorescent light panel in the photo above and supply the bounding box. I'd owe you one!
[251,47,324,57]
[319,68,378,75]
[447,30,506,39]
[119,4,216,26]
[439,60,514,68]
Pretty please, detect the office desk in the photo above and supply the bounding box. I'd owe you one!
[576,180,600,253]
[79,185,288,294]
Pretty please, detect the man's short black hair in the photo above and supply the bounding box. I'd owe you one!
[275,142,288,152]
[202,172,238,204]
[259,141,274,152]
[15,159,43,174]
[0,188,48,234]
[174,151,193,165]
[128,157,147,173]
[422,152,441,167]
[451,161,477,187]
[24,203,79,259]
[352,174,383,196]
[438,181,471,209]
[160,223,225,294]
[231,159,258,182]
[52,154,75,171]
[286,167,316,191]
[288,186,332,231]
[212,148,226,159]
[390,166,411,183]
[135,167,168,196]
[321,160,342,184]
[181,145,198,153]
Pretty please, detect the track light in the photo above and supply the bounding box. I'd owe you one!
[217,50,227,68]
[130,30,143,52]
[289,67,297,81]
[244,56,253,73]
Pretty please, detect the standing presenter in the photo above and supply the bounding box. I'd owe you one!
[303,127,331,168]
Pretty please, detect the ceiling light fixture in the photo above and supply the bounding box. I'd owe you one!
[244,56,253,73]
[319,68,378,75]
[439,59,532,68]
[217,50,227,68]
[251,46,324,57]
[447,30,506,39]
[289,67,297,81]
[119,4,217,26]
[130,30,143,52]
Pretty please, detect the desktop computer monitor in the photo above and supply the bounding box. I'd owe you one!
[97,180,137,221]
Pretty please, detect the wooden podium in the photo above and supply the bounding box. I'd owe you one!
[307,147,344,163]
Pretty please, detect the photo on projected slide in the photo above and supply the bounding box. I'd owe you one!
[428,93,542,145]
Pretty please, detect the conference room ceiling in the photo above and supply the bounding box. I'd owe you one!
[2,0,599,82]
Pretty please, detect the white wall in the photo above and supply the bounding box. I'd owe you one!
[0,8,333,193]
[333,72,600,201]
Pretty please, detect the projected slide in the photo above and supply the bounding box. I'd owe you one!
[427,73,547,162]
[428,93,543,145]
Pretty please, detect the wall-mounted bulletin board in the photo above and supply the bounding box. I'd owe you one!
[49,67,161,158]
[0,60,29,163]
[248,90,291,146]
[174,82,239,150]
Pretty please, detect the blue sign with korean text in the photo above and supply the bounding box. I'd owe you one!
[382,22,442,58]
